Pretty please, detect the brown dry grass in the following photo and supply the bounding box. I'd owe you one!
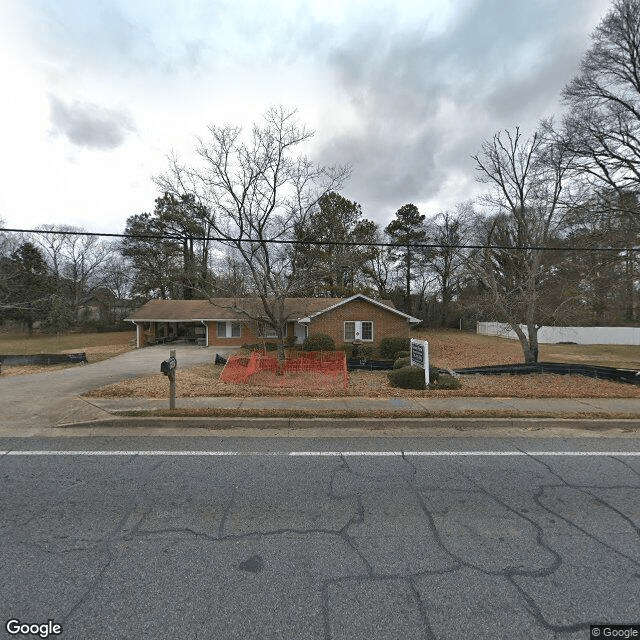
[0,331,135,376]
[118,408,637,420]
[414,329,640,370]
[0,330,135,354]
[85,364,640,399]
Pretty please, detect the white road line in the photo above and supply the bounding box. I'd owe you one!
[1,450,639,457]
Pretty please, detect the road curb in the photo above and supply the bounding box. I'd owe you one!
[57,416,640,432]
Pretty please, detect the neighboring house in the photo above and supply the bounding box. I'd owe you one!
[125,295,421,349]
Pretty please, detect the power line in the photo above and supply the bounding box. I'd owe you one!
[1,226,638,253]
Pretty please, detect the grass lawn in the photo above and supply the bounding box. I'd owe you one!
[0,330,136,375]
[84,329,640,400]
[414,330,640,370]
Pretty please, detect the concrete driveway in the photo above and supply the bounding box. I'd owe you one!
[0,344,235,434]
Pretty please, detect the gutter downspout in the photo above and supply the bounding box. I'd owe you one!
[201,320,208,347]
[129,321,141,349]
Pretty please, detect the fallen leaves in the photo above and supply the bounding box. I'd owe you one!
[85,365,640,399]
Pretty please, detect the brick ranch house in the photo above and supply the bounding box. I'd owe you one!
[126,294,420,349]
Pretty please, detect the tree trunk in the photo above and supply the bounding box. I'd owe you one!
[405,247,411,313]
[276,326,286,363]
[625,252,634,322]
[511,323,539,363]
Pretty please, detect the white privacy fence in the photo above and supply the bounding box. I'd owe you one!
[477,322,640,345]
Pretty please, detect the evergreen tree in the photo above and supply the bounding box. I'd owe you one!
[385,203,428,313]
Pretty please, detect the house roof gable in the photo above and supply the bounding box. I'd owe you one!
[125,295,421,324]
[297,294,421,324]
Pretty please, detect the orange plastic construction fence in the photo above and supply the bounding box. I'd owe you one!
[219,350,348,390]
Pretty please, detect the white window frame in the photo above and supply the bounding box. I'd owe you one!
[344,320,373,342]
[216,321,242,339]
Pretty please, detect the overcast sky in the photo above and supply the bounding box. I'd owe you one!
[0,0,612,234]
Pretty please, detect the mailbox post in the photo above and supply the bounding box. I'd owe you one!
[160,349,177,409]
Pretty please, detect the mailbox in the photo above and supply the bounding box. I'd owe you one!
[160,356,177,376]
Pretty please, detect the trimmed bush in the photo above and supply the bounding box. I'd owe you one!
[428,365,440,383]
[394,350,410,359]
[348,344,374,359]
[387,366,426,390]
[379,337,411,359]
[430,374,462,390]
[393,356,411,369]
[303,333,335,352]
[359,345,374,359]
[242,342,278,351]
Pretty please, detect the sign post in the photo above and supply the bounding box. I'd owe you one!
[410,339,429,387]
[160,349,177,409]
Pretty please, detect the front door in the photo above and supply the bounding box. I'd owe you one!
[294,323,308,344]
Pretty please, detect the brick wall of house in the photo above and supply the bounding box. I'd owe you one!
[206,320,258,347]
[206,320,300,346]
[307,299,410,348]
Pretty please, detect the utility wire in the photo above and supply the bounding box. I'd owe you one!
[1,226,638,253]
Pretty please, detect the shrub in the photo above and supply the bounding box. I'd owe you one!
[430,374,462,390]
[428,365,440,383]
[387,366,426,390]
[359,345,374,359]
[394,350,410,359]
[393,356,411,369]
[242,342,278,351]
[303,333,335,352]
[284,335,297,348]
[347,344,374,359]
[379,337,411,359]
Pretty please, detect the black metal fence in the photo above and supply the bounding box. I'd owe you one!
[453,362,640,385]
[0,353,87,366]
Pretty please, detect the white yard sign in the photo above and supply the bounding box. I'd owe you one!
[410,339,429,387]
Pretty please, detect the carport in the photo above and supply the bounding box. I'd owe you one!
[129,319,209,348]
[125,300,226,348]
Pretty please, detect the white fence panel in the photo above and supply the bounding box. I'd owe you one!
[476,322,640,345]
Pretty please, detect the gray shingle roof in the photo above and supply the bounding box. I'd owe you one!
[125,296,400,322]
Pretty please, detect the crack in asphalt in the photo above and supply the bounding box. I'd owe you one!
[441,460,587,635]
[6,449,638,639]
[58,456,167,625]
[521,451,640,562]
[612,455,640,480]
[218,487,236,539]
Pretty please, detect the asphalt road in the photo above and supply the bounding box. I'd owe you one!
[1,435,639,640]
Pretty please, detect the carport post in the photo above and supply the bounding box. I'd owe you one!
[201,320,209,347]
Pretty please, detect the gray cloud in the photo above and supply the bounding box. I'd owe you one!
[316,0,611,222]
[38,0,212,78]
[49,96,136,150]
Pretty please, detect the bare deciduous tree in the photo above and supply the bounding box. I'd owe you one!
[471,128,573,363]
[155,106,350,359]
[560,0,640,200]
[424,204,475,327]
[33,226,113,324]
